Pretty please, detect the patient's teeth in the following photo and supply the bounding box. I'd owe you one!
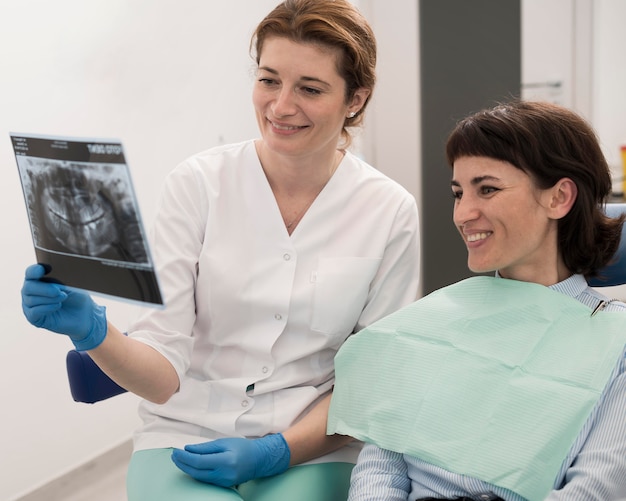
[467,232,490,242]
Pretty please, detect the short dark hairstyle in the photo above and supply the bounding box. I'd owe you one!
[445,100,624,278]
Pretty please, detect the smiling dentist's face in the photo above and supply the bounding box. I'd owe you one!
[252,36,366,160]
[451,156,561,284]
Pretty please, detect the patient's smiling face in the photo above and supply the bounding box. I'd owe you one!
[451,156,561,285]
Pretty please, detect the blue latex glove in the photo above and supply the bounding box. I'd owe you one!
[171,433,291,487]
[21,264,107,351]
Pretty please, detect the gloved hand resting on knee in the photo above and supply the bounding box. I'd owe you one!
[171,433,291,487]
[21,264,107,351]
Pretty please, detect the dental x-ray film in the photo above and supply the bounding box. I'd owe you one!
[11,133,164,307]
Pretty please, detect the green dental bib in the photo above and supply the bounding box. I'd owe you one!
[328,276,626,501]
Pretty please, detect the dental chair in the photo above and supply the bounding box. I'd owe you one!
[65,203,626,404]
[588,203,626,287]
[66,339,127,403]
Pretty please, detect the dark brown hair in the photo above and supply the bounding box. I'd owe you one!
[445,100,624,278]
[250,0,377,148]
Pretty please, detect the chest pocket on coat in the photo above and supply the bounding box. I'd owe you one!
[310,257,381,338]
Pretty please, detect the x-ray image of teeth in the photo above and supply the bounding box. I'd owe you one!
[19,158,149,263]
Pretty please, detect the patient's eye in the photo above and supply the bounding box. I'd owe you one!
[480,185,499,196]
[451,190,462,200]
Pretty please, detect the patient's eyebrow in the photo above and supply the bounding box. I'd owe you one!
[451,175,501,187]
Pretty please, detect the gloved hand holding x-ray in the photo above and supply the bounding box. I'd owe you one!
[21,263,107,351]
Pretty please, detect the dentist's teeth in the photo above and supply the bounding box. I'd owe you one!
[467,232,490,242]
[272,122,300,131]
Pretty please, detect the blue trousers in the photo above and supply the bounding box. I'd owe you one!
[127,448,354,500]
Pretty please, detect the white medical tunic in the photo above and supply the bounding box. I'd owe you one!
[129,140,420,464]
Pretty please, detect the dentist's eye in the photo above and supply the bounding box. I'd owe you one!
[258,78,278,86]
[301,86,322,96]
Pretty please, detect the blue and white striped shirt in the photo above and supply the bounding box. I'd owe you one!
[348,274,626,501]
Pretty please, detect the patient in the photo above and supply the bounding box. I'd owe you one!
[328,100,626,501]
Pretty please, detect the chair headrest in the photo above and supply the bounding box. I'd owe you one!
[588,203,626,287]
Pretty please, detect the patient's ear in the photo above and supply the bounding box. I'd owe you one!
[547,177,577,219]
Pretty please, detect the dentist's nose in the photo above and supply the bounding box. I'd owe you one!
[272,88,297,117]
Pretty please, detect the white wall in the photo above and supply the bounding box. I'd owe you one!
[0,2,277,499]
[592,0,626,171]
[357,0,420,202]
[522,0,578,110]
[522,0,626,188]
